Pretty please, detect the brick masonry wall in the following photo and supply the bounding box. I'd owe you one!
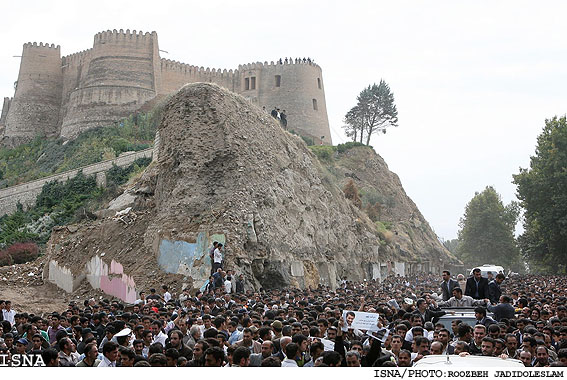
[0,148,153,216]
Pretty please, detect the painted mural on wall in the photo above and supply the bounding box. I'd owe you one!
[158,232,225,288]
[86,256,138,304]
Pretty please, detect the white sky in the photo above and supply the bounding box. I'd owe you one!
[1,1,566,240]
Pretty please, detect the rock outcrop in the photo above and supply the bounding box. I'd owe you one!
[44,83,459,301]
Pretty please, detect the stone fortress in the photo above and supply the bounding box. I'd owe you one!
[0,29,332,147]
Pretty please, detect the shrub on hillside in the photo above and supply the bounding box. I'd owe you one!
[343,179,362,208]
[309,145,336,161]
[0,242,39,266]
[336,141,368,153]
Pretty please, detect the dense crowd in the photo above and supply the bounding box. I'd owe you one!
[1,268,567,368]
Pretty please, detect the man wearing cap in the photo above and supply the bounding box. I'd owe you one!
[271,320,283,340]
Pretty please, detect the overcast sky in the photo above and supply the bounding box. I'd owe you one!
[1,1,566,240]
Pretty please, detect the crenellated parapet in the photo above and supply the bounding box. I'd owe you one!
[62,48,93,66]
[93,29,157,45]
[22,42,61,50]
[3,30,331,146]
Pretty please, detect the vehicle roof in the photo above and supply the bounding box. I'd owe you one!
[413,355,524,367]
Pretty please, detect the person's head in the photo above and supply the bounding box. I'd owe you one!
[454,341,469,355]
[322,350,342,367]
[285,342,299,360]
[261,340,274,358]
[327,327,337,341]
[442,271,451,281]
[119,347,136,367]
[536,346,549,366]
[506,334,518,352]
[204,347,225,367]
[397,350,412,367]
[194,340,209,360]
[523,336,537,354]
[481,337,495,356]
[310,341,324,360]
[437,328,451,346]
[233,346,250,367]
[520,350,532,367]
[488,324,501,339]
[242,327,253,345]
[473,268,481,280]
[58,337,72,353]
[474,324,487,344]
[430,341,443,355]
[41,348,60,367]
[292,334,308,353]
[452,287,463,300]
[346,350,361,367]
[169,330,183,348]
[557,348,567,366]
[413,336,429,354]
[148,353,167,367]
[84,342,99,361]
[103,341,119,362]
[474,306,487,321]
[261,356,281,367]
[495,273,505,284]
[15,338,28,354]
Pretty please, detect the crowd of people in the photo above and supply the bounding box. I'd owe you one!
[277,57,315,65]
[1,268,567,368]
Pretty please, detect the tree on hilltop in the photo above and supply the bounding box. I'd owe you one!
[513,116,567,274]
[343,80,398,146]
[456,186,522,272]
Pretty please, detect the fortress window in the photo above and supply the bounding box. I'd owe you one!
[275,75,281,87]
[317,78,321,89]
[250,76,256,90]
[312,98,318,111]
[244,78,250,90]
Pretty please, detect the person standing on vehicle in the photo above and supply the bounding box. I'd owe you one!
[440,271,459,301]
[488,273,505,304]
[465,268,489,300]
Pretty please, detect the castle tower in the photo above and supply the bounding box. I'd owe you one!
[238,61,332,145]
[60,29,160,138]
[3,43,62,146]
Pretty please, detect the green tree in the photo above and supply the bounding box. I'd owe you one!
[442,238,461,255]
[342,80,398,145]
[513,116,567,273]
[456,186,522,272]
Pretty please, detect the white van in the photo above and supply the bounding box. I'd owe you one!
[469,264,504,278]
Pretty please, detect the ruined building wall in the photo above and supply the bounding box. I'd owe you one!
[60,30,159,138]
[2,30,332,145]
[4,43,62,146]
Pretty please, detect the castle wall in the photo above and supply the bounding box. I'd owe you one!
[238,61,331,144]
[60,30,159,138]
[0,97,11,127]
[3,30,332,146]
[4,43,62,146]
[159,60,237,94]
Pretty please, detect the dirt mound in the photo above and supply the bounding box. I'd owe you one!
[44,83,458,301]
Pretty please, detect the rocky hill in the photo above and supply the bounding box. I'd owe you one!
[44,83,459,301]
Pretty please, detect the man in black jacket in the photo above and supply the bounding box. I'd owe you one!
[488,273,505,304]
[465,268,489,300]
[440,271,459,301]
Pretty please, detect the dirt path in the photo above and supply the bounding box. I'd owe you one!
[1,283,70,316]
